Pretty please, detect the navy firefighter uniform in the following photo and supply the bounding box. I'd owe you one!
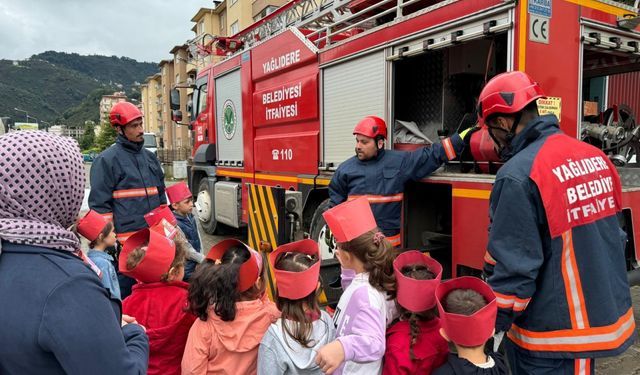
[89,102,166,299]
[329,116,465,246]
[89,134,166,242]
[479,72,635,375]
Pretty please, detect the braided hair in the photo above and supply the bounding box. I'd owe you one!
[398,263,437,361]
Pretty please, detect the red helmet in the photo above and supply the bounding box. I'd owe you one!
[477,71,546,120]
[110,101,143,126]
[353,116,387,139]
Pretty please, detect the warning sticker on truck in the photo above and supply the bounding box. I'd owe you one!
[537,97,561,121]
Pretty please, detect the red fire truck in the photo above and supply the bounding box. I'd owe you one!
[171,0,640,300]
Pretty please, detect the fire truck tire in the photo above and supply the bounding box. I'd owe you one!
[309,199,336,260]
[197,178,218,235]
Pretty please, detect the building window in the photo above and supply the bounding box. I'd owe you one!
[254,5,279,22]
[231,21,239,35]
[198,20,204,35]
[220,11,226,34]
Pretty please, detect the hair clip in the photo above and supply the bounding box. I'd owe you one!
[373,231,386,245]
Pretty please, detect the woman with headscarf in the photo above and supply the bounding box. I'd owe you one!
[0,131,149,374]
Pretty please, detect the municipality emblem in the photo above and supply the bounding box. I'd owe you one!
[222,100,237,140]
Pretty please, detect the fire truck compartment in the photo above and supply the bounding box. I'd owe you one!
[402,181,453,278]
[215,68,244,165]
[392,33,508,144]
[580,22,640,182]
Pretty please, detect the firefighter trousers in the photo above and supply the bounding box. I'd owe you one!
[505,339,595,375]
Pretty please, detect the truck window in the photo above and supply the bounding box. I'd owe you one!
[194,76,208,117]
[143,134,157,148]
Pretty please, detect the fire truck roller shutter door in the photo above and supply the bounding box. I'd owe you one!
[323,51,386,167]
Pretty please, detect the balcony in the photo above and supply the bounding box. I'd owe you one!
[252,0,287,19]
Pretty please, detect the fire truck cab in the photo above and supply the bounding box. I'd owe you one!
[175,0,640,300]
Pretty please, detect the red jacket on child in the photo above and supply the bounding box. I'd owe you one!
[123,280,196,375]
[383,318,449,375]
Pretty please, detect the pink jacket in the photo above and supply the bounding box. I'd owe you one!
[182,295,280,375]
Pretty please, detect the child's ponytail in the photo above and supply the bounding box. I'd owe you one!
[397,263,437,361]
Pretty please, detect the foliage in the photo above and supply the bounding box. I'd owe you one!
[0,52,158,128]
[34,51,157,86]
[95,121,118,152]
[80,121,96,151]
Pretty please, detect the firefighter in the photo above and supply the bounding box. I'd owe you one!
[89,101,166,298]
[328,116,469,246]
[479,71,636,374]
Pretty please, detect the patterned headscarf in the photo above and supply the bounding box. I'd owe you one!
[0,131,85,253]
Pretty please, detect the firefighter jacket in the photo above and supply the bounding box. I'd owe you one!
[329,135,464,246]
[483,114,636,359]
[89,134,166,241]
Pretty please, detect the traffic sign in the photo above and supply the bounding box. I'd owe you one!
[529,0,552,18]
[529,15,550,44]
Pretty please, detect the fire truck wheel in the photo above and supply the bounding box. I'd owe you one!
[197,178,218,235]
[309,199,336,260]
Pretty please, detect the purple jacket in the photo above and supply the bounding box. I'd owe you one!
[332,269,397,375]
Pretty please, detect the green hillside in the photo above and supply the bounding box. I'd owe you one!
[0,51,157,127]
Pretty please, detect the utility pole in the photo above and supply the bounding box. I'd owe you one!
[13,107,29,122]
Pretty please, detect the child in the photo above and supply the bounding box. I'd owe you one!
[119,227,196,375]
[257,239,336,375]
[315,197,397,375]
[166,181,202,281]
[433,277,508,375]
[144,204,204,269]
[77,209,121,299]
[384,250,449,374]
[182,239,280,375]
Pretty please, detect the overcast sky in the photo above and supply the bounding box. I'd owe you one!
[0,0,215,63]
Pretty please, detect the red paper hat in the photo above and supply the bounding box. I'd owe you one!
[206,239,263,292]
[144,204,177,227]
[394,250,442,312]
[436,277,497,347]
[77,210,109,241]
[269,239,320,300]
[322,197,377,243]
[148,220,178,239]
[119,228,176,283]
[166,182,192,204]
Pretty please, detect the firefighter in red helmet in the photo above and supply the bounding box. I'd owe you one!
[480,71,635,374]
[328,115,471,247]
[89,100,166,298]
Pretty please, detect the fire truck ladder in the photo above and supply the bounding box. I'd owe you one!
[240,0,355,49]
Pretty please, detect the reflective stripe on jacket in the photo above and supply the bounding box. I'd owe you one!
[484,115,635,359]
[328,135,463,238]
[89,135,166,238]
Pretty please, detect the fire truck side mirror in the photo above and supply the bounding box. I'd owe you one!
[172,110,183,123]
[170,89,181,111]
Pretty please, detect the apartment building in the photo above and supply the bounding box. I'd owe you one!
[159,59,175,150]
[99,92,127,126]
[141,73,162,144]
[170,44,193,150]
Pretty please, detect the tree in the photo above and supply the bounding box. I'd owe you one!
[95,120,117,151]
[79,120,96,151]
